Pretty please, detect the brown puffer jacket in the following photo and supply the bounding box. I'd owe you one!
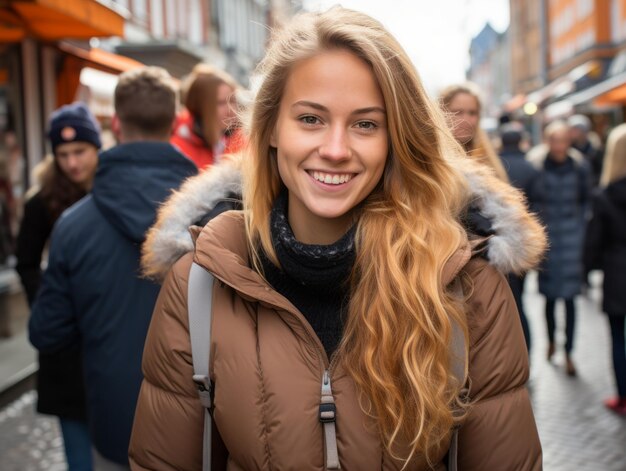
[129,210,542,470]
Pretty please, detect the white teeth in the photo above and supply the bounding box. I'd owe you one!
[312,171,353,185]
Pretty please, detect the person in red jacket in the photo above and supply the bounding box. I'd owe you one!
[171,64,244,169]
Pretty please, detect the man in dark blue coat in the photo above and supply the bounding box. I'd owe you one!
[29,67,198,467]
[499,122,539,354]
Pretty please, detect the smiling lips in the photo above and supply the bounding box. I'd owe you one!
[310,170,355,185]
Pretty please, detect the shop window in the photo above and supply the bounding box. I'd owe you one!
[0,45,25,269]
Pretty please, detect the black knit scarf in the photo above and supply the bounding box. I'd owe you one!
[260,191,355,356]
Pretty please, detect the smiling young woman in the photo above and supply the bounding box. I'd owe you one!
[130,7,544,470]
[269,49,388,244]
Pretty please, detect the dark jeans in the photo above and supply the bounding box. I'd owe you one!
[507,273,531,352]
[59,418,93,470]
[608,315,626,398]
[545,298,576,354]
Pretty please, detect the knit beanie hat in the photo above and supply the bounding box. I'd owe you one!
[48,102,102,153]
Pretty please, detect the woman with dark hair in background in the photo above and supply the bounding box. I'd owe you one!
[171,64,243,170]
[585,123,626,416]
[16,102,100,470]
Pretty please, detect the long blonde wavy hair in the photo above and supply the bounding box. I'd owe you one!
[600,123,626,188]
[439,83,509,182]
[244,7,471,465]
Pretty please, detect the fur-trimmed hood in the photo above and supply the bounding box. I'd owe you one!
[142,157,546,281]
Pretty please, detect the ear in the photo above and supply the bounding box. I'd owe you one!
[269,125,277,148]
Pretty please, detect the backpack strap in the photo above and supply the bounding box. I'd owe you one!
[448,277,467,471]
[186,262,466,471]
[188,262,215,471]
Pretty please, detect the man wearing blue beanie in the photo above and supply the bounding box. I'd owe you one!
[29,67,198,469]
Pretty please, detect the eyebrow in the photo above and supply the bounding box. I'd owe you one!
[292,100,386,115]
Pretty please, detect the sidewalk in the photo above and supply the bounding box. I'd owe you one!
[525,271,626,471]
[0,269,36,401]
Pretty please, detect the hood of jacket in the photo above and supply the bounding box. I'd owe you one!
[92,142,197,243]
[142,155,546,281]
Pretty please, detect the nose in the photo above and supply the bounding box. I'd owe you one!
[319,125,350,161]
[65,154,82,172]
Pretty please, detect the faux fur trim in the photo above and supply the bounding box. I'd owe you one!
[142,157,546,281]
[457,158,547,275]
[141,160,243,281]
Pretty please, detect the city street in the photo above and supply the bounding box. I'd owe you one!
[0,272,625,470]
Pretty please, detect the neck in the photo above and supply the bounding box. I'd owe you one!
[119,130,171,144]
[287,202,353,245]
[82,180,93,192]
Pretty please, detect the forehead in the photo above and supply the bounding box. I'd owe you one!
[447,92,478,110]
[55,141,95,154]
[280,49,385,109]
[549,129,570,140]
[216,83,234,98]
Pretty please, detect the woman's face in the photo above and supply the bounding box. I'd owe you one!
[216,83,237,132]
[446,92,480,146]
[55,141,99,187]
[270,49,389,244]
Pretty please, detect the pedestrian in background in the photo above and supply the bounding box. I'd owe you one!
[171,64,243,170]
[568,114,604,186]
[439,82,509,182]
[499,121,540,353]
[584,123,626,416]
[529,120,592,377]
[29,67,197,469]
[16,102,100,470]
[130,7,543,470]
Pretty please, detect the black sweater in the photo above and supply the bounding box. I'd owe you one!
[261,193,354,358]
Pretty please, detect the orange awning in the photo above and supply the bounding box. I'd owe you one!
[594,81,626,106]
[0,9,25,41]
[55,43,144,106]
[58,42,144,74]
[1,0,125,42]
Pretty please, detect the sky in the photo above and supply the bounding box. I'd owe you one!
[302,0,510,97]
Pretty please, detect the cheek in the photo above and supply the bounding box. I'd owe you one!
[275,150,294,188]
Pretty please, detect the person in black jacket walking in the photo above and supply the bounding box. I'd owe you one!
[16,102,101,470]
[584,123,626,416]
[499,122,539,353]
[28,67,197,468]
[529,120,592,377]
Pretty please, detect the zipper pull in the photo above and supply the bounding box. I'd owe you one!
[319,369,340,469]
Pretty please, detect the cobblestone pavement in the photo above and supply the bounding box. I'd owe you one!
[1,273,625,470]
[0,391,66,470]
[525,272,626,471]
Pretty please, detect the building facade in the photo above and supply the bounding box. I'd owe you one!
[500,0,626,138]
[510,0,549,95]
[468,24,512,124]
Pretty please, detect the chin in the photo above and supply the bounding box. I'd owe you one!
[308,205,352,221]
